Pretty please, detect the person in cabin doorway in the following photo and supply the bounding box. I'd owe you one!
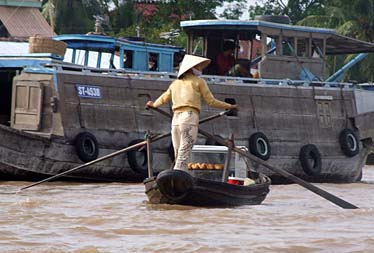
[216,40,252,77]
[146,54,238,171]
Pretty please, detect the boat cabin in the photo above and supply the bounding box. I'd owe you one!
[0,35,184,129]
[181,19,374,81]
[53,34,184,72]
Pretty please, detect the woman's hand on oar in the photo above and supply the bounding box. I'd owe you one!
[146,101,154,108]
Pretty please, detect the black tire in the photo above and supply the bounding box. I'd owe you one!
[339,129,359,157]
[255,15,291,24]
[74,132,99,163]
[248,132,271,160]
[127,139,148,175]
[156,170,193,203]
[299,144,322,176]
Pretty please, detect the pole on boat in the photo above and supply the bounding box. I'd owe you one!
[221,135,234,182]
[146,131,154,178]
[148,106,359,209]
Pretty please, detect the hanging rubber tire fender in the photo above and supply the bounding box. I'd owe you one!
[127,139,148,175]
[248,132,271,161]
[299,144,322,176]
[339,128,359,157]
[74,132,99,163]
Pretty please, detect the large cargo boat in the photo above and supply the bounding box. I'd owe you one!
[1,18,374,183]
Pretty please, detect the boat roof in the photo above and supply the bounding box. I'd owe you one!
[181,19,374,55]
[54,34,183,53]
[54,34,116,52]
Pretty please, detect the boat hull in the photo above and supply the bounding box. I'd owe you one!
[1,68,374,183]
[0,124,147,182]
[144,170,271,207]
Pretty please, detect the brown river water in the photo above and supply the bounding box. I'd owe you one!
[1,167,374,253]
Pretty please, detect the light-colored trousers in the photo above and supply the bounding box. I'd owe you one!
[171,111,199,171]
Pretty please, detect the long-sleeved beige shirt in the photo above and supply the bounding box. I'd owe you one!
[153,73,233,113]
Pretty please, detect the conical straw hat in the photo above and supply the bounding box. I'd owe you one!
[177,54,211,78]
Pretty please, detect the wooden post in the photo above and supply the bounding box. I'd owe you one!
[146,131,153,178]
[221,135,234,182]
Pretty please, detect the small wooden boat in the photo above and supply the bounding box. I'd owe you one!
[144,169,271,207]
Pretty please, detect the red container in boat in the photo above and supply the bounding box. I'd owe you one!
[227,177,244,185]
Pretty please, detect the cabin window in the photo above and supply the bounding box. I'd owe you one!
[104,52,119,69]
[174,52,184,72]
[64,48,74,63]
[124,50,133,68]
[89,51,99,67]
[191,36,205,56]
[297,38,309,57]
[312,39,325,58]
[312,39,324,58]
[69,49,87,65]
[237,40,250,60]
[148,53,158,71]
[266,36,277,55]
[282,37,295,56]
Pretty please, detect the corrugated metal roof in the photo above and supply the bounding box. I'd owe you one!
[326,34,374,55]
[0,6,53,39]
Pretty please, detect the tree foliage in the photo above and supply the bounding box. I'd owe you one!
[248,0,327,24]
[54,0,92,34]
[249,0,374,82]
[43,0,246,47]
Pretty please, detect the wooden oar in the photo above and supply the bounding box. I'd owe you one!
[149,106,359,209]
[14,110,228,193]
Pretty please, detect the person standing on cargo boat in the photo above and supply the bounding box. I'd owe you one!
[146,54,238,171]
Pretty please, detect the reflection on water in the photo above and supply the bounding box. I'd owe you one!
[1,167,374,252]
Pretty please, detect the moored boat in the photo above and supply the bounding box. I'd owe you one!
[1,17,374,183]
